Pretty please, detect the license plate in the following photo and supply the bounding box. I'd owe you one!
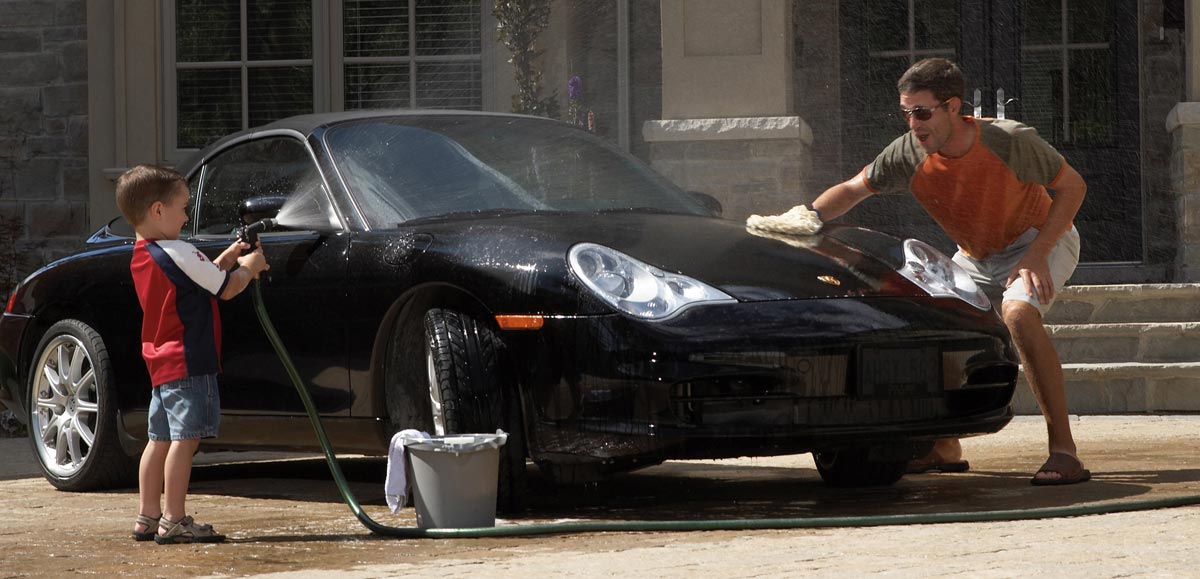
[858,346,940,398]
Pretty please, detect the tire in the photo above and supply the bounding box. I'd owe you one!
[424,308,526,512]
[27,319,136,491]
[814,447,907,487]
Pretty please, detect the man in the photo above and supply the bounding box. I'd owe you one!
[811,57,1089,485]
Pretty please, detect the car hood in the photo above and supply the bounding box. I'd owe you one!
[410,212,924,302]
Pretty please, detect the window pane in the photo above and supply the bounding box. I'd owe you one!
[867,0,907,53]
[416,61,482,109]
[249,66,314,127]
[198,138,319,234]
[345,63,412,109]
[178,68,241,149]
[1068,0,1111,44]
[345,0,410,58]
[248,0,312,61]
[1069,49,1114,146]
[913,0,958,51]
[865,57,911,152]
[1022,0,1061,45]
[1020,50,1063,145]
[415,0,480,56]
[176,0,239,62]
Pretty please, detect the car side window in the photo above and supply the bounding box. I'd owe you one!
[183,171,201,238]
[196,137,338,235]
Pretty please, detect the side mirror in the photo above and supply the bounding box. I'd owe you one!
[688,191,723,217]
[239,195,287,225]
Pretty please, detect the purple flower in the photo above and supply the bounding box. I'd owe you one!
[568,75,582,101]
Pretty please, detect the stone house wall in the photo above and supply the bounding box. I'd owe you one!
[0,0,1192,288]
[0,0,90,293]
[1143,0,1189,278]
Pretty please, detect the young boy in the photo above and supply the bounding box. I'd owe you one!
[115,164,269,544]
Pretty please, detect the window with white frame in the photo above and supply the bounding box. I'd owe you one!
[172,0,315,150]
[167,0,484,154]
[342,1,482,110]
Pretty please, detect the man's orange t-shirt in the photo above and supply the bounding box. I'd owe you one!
[861,117,1065,259]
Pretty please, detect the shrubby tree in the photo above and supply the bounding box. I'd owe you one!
[494,0,560,118]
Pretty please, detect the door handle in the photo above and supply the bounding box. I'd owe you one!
[996,88,1017,120]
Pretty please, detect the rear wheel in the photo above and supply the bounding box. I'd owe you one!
[424,308,526,512]
[814,447,907,487]
[28,319,136,491]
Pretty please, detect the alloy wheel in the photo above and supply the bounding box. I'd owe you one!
[30,334,99,479]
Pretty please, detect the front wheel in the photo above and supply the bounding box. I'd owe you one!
[814,447,906,487]
[424,309,526,512]
[28,319,136,491]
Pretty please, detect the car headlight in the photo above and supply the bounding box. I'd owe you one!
[897,239,991,310]
[568,243,736,320]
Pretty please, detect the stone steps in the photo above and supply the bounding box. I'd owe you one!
[1045,283,1200,324]
[1011,283,1200,415]
[1015,362,1200,414]
[1049,322,1200,364]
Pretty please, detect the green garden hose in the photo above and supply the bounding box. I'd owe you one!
[251,280,1200,538]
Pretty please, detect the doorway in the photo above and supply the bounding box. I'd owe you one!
[838,0,1142,268]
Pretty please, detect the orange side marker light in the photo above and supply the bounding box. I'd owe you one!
[495,314,544,330]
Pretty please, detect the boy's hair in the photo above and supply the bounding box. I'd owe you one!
[897,57,965,103]
[115,164,187,226]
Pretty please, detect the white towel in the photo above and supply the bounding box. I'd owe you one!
[384,429,430,514]
[746,205,823,236]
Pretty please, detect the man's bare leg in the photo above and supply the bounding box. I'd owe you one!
[1002,300,1080,482]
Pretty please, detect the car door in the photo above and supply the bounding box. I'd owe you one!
[190,135,352,416]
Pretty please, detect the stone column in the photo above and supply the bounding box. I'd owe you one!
[1168,103,1200,281]
[1187,0,1200,101]
[87,0,163,230]
[645,0,809,220]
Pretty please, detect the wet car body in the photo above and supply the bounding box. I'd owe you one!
[0,110,1017,502]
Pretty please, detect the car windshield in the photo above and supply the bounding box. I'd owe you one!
[323,116,709,226]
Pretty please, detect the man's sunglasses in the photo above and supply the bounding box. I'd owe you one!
[899,99,950,121]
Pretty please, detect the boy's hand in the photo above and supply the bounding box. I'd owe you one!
[216,239,251,270]
[219,245,270,300]
[237,247,270,279]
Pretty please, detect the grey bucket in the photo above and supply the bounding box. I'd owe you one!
[406,431,508,529]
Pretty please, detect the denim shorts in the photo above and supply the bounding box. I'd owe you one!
[952,225,1081,316]
[147,374,221,441]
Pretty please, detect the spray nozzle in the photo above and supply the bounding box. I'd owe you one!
[237,218,276,252]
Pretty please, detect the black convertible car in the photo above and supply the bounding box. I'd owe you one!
[0,111,1017,508]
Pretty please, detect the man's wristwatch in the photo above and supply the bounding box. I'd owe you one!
[806,204,823,221]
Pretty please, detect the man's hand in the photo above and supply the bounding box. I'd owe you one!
[1007,251,1053,304]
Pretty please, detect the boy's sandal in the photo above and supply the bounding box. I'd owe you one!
[155,515,227,545]
[131,513,161,542]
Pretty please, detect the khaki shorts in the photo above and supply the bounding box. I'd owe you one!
[952,225,1080,316]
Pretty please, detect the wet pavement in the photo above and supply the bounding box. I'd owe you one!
[2,415,1200,578]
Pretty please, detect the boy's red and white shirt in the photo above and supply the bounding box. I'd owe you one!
[131,239,230,387]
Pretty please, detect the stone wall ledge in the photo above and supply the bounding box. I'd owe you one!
[642,116,812,145]
[1166,102,1200,132]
